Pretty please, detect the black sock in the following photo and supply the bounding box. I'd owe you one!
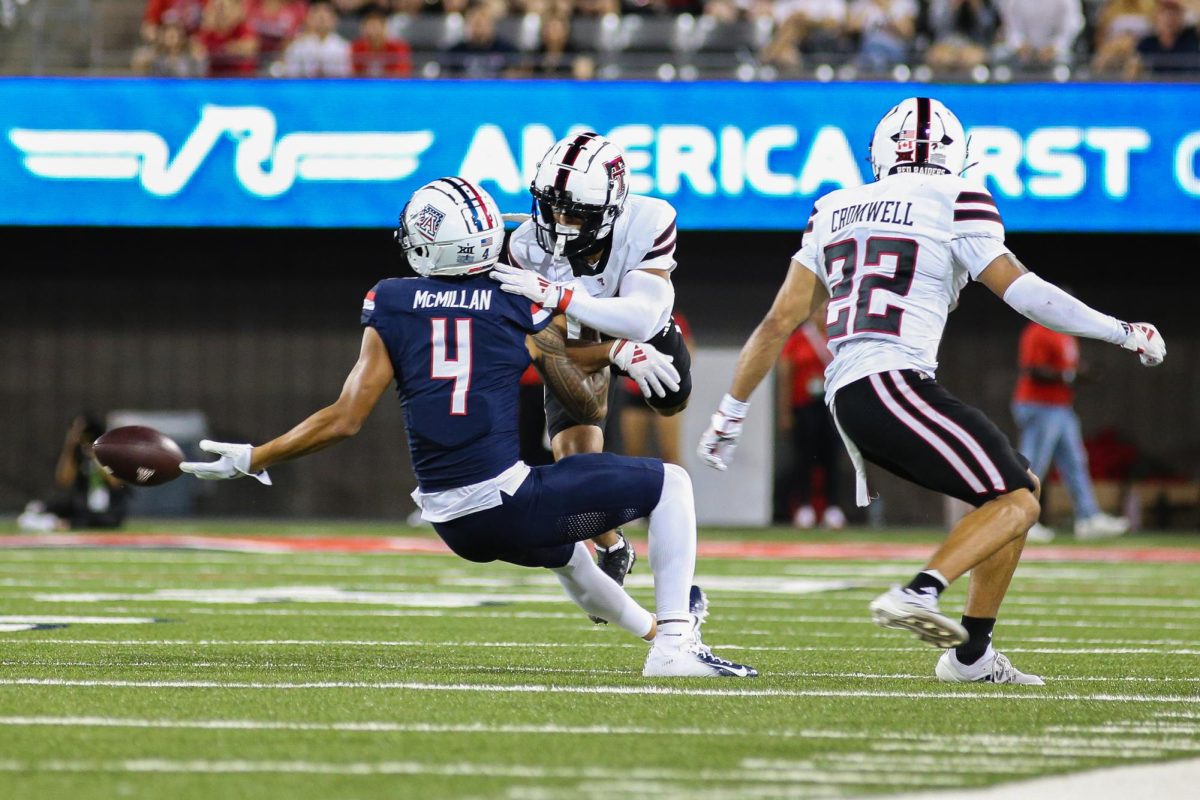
[904,570,947,597]
[955,616,996,665]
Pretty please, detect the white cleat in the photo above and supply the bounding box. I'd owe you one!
[1074,512,1130,541]
[869,586,967,648]
[643,603,757,678]
[643,637,758,678]
[822,505,847,530]
[936,647,1045,685]
[792,505,817,529]
[1026,522,1056,543]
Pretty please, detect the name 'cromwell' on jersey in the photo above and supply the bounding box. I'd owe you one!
[797,161,1008,399]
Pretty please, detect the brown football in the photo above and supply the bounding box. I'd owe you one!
[93,426,185,486]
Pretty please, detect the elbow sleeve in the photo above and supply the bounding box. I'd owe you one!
[1002,273,1126,344]
[564,270,674,342]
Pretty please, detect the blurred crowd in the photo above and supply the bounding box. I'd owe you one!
[132,0,1200,78]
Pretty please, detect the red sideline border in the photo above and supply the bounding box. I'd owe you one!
[2,533,1200,564]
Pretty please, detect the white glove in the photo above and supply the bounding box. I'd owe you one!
[697,394,750,472]
[609,339,680,399]
[1119,322,1166,366]
[179,440,272,485]
[490,263,574,311]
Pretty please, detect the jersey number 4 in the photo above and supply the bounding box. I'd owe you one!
[823,237,918,338]
[431,318,472,415]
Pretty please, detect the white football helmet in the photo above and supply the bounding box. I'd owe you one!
[530,132,629,258]
[395,177,504,277]
[869,97,968,180]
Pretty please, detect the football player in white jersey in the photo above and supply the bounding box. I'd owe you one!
[491,131,689,606]
[698,97,1166,685]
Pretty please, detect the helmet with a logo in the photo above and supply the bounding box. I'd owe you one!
[530,132,629,258]
[395,177,504,277]
[869,97,968,180]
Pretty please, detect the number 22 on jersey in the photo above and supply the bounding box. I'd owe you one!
[430,318,472,415]
[823,236,918,339]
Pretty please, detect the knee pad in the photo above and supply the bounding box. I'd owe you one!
[661,462,693,499]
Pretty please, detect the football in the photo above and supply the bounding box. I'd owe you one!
[92,425,185,486]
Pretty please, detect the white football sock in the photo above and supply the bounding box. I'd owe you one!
[551,543,653,638]
[648,463,698,638]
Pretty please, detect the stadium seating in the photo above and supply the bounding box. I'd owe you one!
[1,0,1198,81]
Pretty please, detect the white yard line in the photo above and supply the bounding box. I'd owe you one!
[4,638,1199,656]
[0,638,643,648]
[872,756,1200,800]
[1,677,1197,703]
[43,606,1200,632]
[5,659,1200,685]
[0,757,962,787]
[29,588,570,606]
[1049,724,1200,735]
[0,715,1162,759]
[0,716,738,734]
[991,595,1200,609]
[0,615,158,625]
[8,607,1188,646]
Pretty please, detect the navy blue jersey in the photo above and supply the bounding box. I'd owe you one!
[362,275,552,491]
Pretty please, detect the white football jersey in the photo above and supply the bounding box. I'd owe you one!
[794,173,1011,399]
[506,194,678,337]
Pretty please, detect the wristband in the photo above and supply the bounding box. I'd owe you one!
[718,393,750,420]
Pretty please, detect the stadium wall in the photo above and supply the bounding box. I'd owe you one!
[3,227,1196,524]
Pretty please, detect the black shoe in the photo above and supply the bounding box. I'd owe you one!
[588,534,636,625]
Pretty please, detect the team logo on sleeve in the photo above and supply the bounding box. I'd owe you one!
[363,289,376,312]
[531,302,552,326]
[413,204,446,240]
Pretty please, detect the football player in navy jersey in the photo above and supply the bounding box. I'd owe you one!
[181,177,756,678]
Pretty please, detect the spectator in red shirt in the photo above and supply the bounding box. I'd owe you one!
[352,5,413,77]
[193,0,260,76]
[777,309,843,529]
[1013,321,1130,541]
[247,0,308,63]
[142,0,206,44]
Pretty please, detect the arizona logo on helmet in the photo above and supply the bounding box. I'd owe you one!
[396,178,505,278]
[413,203,446,240]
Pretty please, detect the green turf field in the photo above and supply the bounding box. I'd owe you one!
[0,523,1198,799]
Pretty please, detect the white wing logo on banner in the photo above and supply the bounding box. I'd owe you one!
[7,105,434,198]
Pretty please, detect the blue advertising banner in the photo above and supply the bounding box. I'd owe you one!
[2,78,1198,230]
